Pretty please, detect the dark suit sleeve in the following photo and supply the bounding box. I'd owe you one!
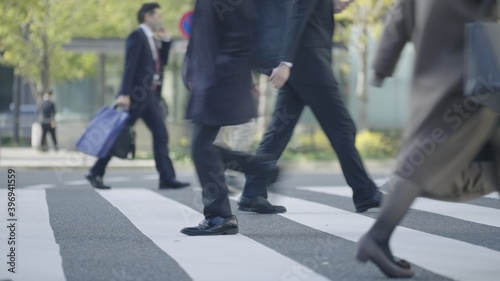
[282,0,319,64]
[159,40,171,67]
[371,0,411,86]
[118,31,142,96]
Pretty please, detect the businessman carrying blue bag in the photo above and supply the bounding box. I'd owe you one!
[76,105,130,159]
[84,3,189,190]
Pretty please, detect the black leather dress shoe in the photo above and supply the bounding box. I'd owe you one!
[213,145,280,184]
[238,196,287,214]
[85,174,111,190]
[159,180,190,189]
[355,190,382,213]
[180,216,239,236]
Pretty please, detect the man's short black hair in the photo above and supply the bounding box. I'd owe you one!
[137,3,161,24]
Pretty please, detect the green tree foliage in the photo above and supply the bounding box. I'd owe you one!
[76,0,194,38]
[0,0,193,96]
[336,0,395,130]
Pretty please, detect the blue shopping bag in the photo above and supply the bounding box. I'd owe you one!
[76,106,130,158]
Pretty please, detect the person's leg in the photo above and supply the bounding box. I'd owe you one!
[242,84,305,198]
[86,154,113,189]
[358,108,498,278]
[298,84,378,205]
[40,124,49,150]
[140,101,176,182]
[356,176,419,278]
[366,176,421,256]
[89,155,112,178]
[191,124,232,218]
[359,158,499,278]
[49,126,58,149]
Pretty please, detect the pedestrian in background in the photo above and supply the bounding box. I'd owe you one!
[86,2,189,190]
[38,90,58,151]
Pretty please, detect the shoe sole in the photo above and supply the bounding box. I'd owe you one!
[355,203,381,213]
[159,185,190,190]
[356,208,369,213]
[238,206,286,214]
[180,227,239,236]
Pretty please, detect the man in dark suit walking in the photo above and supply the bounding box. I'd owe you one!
[180,0,278,236]
[86,3,189,190]
[240,0,382,213]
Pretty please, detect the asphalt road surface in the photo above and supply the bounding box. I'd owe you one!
[1,168,499,281]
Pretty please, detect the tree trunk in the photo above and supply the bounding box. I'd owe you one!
[12,75,21,144]
[356,25,369,131]
[28,79,39,104]
[40,0,51,97]
[40,32,50,97]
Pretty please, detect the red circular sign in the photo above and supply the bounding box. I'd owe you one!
[178,11,194,39]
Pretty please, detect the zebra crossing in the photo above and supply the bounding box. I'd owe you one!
[1,174,499,281]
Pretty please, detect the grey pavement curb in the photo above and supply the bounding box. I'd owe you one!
[0,160,396,173]
[0,148,396,173]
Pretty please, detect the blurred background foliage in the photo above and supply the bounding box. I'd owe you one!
[0,0,194,96]
[279,129,399,161]
[0,0,403,160]
[136,129,401,162]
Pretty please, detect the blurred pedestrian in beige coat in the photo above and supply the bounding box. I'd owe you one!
[356,0,500,278]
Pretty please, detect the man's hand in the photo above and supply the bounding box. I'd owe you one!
[115,95,131,110]
[270,64,291,89]
[156,27,171,42]
[333,0,354,14]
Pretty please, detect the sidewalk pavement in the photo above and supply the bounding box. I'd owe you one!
[0,147,396,174]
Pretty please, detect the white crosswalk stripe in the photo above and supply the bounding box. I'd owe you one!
[297,186,500,228]
[23,184,56,190]
[97,188,330,281]
[0,190,65,281]
[484,192,500,199]
[263,191,500,281]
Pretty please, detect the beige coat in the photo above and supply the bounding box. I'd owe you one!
[373,0,500,200]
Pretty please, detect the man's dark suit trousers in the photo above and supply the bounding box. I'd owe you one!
[243,82,378,204]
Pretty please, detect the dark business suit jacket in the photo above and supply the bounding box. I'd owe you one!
[118,28,171,119]
[185,0,257,127]
[93,28,176,181]
[285,0,336,87]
